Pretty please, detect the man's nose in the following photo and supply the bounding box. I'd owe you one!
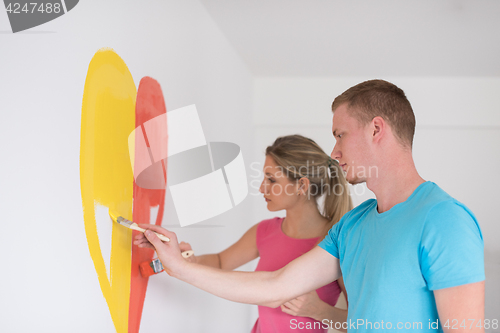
[331,144,341,160]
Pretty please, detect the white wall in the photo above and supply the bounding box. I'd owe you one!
[253,77,500,329]
[2,2,499,332]
[0,1,257,332]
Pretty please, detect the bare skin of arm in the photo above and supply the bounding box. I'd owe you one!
[281,277,348,332]
[178,223,346,325]
[179,224,259,271]
[434,281,485,332]
[135,225,342,308]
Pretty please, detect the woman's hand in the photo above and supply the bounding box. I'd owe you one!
[179,241,196,263]
[280,290,327,320]
[133,224,187,277]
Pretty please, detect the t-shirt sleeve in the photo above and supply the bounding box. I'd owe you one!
[318,220,342,259]
[420,200,485,290]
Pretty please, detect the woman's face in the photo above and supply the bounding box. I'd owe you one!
[259,155,301,211]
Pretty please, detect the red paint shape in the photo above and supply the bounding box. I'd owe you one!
[132,87,169,189]
[133,128,152,181]
[143,113,168,163]
[129,77,168,333]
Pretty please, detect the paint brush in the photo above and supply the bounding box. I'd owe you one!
[109,211,170,241]
[108,211,194,258]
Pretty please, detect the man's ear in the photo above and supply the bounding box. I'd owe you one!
[371,116,386,143]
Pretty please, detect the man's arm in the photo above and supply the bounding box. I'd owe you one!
[434,281,485,333]
[137,225,341,308]
[281,277,348,332]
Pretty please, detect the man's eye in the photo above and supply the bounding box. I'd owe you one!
[337,134,343,139]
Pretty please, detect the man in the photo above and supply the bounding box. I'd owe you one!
[135,80,485,332]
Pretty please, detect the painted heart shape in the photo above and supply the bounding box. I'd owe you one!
[80,48,167,333]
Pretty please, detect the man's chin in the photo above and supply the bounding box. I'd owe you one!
[346,176,366,186]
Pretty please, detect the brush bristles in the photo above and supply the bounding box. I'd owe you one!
[116,216,133,227]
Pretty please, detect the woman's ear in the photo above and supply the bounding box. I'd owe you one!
[297,177,310,195]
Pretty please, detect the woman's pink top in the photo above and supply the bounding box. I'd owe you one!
[250,217,341,333]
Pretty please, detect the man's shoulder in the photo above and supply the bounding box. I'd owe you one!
[415,182,471,214]
[417,182,480,233]
[339,198,377,226]
[418,181,453,202]
[352,198,377,214]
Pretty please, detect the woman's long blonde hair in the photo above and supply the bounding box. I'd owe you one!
[266,134,353,240]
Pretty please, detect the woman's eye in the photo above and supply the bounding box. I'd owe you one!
[268,178,276,183]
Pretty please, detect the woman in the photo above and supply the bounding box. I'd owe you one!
[177,134,352,332]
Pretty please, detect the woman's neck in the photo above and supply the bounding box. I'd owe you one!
[283,200,328,239]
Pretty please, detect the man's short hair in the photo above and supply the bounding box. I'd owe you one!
[332,79,416,148]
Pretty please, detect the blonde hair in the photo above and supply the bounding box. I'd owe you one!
[265,135,353,240]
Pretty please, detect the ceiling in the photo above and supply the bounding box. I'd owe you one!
[200,0,500,77]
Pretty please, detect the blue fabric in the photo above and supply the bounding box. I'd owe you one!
[319,181,484,332]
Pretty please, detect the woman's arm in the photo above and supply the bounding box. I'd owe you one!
[281,277,348,332]
[179,223,260,270]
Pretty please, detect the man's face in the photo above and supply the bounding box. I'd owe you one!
[330,104,372,185]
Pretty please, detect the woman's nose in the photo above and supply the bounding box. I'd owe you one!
[259,180,265,194]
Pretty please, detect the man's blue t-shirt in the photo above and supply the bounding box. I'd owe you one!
[319,181,484,332]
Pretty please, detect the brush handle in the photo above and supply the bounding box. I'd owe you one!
[134,223,194,258]
[153,232,171,242]
[130,223,171,242]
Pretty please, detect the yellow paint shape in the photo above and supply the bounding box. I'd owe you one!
[80,48,136,333]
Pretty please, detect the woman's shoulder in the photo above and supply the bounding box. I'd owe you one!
[256,216,283,234]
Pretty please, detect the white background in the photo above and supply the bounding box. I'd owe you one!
[1,1,498,332]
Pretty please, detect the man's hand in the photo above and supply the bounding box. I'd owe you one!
[133,224,187,277]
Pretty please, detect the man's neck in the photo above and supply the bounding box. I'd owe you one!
[366,153,425,214]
